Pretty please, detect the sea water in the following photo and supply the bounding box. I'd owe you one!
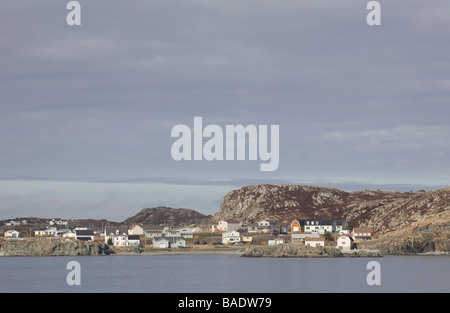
[0,254,448,293]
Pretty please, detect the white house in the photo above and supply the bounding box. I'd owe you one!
[304,237,325,247]
[248,220,278,233]
[352,227,372,241]
[49,219,68,226]
[127,235,141,247]
[105,227,129,246]
[337,235,354,251]
[222,230,241,244]
[152,236,185,248]
[218,220,241,232]
[4,230,20,238]
[268,238,285,245]
[34,227,58,237]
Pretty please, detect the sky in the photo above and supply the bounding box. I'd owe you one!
[1,1,449,221]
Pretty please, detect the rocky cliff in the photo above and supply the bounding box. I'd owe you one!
[214,184,450,253]
[0,238,114,256]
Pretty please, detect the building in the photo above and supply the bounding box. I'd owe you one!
[337,235,354,251]
[105,227,129,246]
[49,219,68,226]
[291,218,348,234]
[268,238,285,245]
[34,227,58,237]
[352,227,372,241]
[218,219,241,232]
[127,235,141,247]
[152,236,185,248]
[222,230,241,244]
[75,229,94,241]
[291,233,320,244]
[304,237,325,247]
[302,219,324,233]
[4,230,20,238]
[128,224,145,235]
[248,220,278,233]
[291,219,302,232]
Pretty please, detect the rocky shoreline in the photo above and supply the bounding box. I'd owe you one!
[241,245,382,258]
[0,238,114,256]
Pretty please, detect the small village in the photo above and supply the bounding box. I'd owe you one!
[1,217,373,253]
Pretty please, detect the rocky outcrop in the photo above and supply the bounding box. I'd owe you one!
[214,184,450,253]
[0,238,114,256]
[241,245,381,258]
[122,206,212,227]
[366,228,450,255]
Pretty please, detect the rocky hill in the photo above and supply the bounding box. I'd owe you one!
[214,184,450,239]
[122,206,212,227]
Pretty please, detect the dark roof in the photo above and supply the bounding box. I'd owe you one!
[128,235,140,240]
[75,229,94,236]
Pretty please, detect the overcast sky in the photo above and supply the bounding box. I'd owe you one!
[1,1,449,221]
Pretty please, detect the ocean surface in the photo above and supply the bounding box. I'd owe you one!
[0,254,448,293]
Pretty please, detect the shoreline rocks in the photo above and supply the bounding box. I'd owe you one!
[0,238,114,256]
[241,244,381,258]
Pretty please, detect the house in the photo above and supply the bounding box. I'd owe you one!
[127,235,141,247]
[34,227,58,237]
[337,235,354,251]
[105,227,129,246]
[61,229,76,238]
[49,219,68,226]
[302,219,324,233]
[304,237,325,247]
[4,230,20,238]
[75,229,94,241]
[242,235,253,243]
[268,238,285,245]
[291,218,348,234]
[248,220,278,233]
[218,219,241,232]
[128,224,145,235]
[145,230,163,238]
[291,233,320,244]
[291,219,302,232]
[222,230,241,244]
[152,236,185,248]
[352,227,372,241]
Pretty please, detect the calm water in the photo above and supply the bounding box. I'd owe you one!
[0,254,448,293]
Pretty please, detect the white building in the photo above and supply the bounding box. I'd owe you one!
[337,235,354,251]
[218,220,241,232]
[152,236,185,248]
[105,227,129,246]
[127,235,141,247]
[248,220,278,233]
[34,227,58,237]
[304,237,325,247]
[352,227,372,241]
[222,230,241,244]
[268,238,285,245]
[4,230,20,238]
